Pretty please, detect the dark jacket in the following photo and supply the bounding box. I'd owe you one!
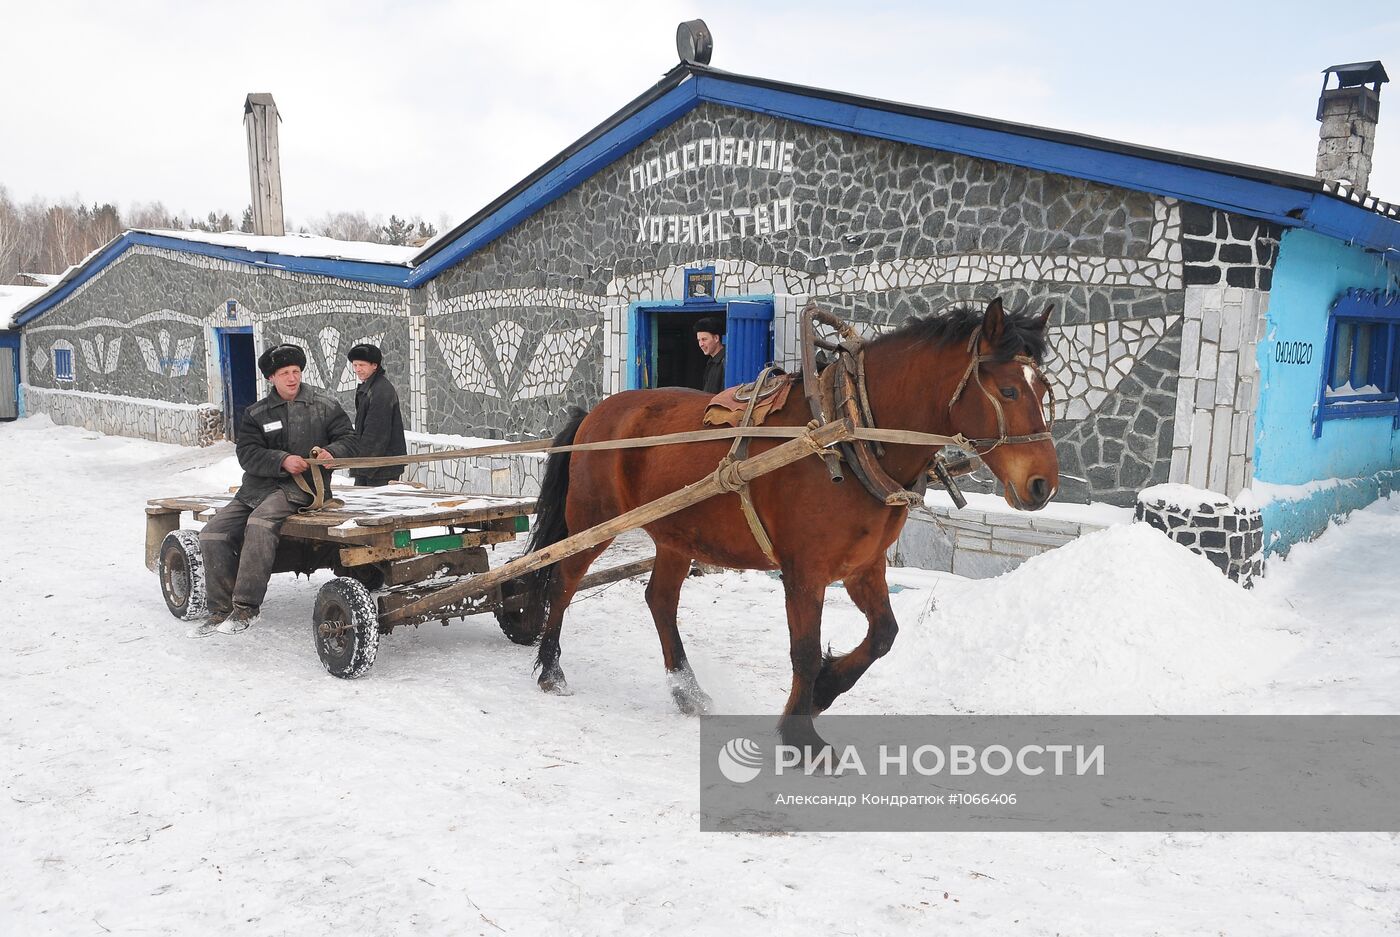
[701,346,727,395]
[235,384,358,507]
[351,368,407,484]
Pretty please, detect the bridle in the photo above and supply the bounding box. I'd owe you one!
[947,325,1057,456]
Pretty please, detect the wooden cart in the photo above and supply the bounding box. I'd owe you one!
[145,485,651,678]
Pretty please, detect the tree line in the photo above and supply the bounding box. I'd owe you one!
[0,185,440,285]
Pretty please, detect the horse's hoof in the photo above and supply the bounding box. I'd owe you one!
[538,665,572,696]
[668,667,712,716]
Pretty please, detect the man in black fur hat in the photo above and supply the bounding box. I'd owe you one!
[346,343,407,487]
[191,342,358,637]
[694,316,727,394]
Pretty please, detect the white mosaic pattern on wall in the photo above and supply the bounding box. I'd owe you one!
[1044,317,1181,421]
[1169,286,1268,496]
[518,326,600,400]
[136,330,197,377]
[23,308,205,335]
[430,323,601,401]
[78,334,123,375]
[30,347,48,374]
[430,288,604,318]
[432,330,500,397]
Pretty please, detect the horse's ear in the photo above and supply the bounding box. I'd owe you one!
[1030,304,1053,333]
[982,297,1006,344]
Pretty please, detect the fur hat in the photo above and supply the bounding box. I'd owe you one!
[346,343,383,366]
[693,316,725,337]
[258,343,307,378]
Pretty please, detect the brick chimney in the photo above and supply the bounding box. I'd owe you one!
[243,93,285,236]
[1315,61,1388,194]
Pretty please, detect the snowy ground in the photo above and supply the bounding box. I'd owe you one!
[2,416,1398,936]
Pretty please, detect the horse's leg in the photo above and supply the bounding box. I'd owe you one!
[778,569,830,751]
[812,556,899,715]
[644,545,711,715]
[534,540,611,695]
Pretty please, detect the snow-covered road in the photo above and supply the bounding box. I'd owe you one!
[2,417,1397,935]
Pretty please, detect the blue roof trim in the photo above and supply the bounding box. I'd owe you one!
[16,232,413,327]
[406,82,701,286]
[692,75,1400,254]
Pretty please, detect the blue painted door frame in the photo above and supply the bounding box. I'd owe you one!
[0,333,19,420]
[631,298,774,390]
[217,327,256,439]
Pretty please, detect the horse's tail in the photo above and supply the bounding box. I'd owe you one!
[519,406,588,645]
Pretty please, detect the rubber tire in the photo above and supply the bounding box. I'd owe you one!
[494,577,539,646]
[313,577,380,679]
[159,529,208,621]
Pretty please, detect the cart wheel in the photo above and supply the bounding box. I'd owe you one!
[313,577,380,679]
[494,577,539,646]
[158,530,208,621]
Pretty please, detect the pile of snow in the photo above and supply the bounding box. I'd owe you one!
[915,523,1304,713]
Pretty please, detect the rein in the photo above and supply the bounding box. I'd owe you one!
[287,302,1055,514]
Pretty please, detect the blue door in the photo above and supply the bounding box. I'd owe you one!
[724,300,774,386]
[217,328,256,439]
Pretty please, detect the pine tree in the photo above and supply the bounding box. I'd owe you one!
[381,214,413,246]
[240,206,254,233]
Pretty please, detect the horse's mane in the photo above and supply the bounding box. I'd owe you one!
[873,304,1048,363]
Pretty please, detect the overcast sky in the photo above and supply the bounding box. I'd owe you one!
[2,0,1397,229]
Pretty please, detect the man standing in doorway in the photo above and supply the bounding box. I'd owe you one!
[192,343,358,637]
[346,343,407,487]
[695,316,727,394]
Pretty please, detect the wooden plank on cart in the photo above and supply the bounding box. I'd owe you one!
[381,549,490,587]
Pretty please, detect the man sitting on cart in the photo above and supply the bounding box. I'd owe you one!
[190,343,358,637]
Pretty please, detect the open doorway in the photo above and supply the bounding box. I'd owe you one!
[217,328,256,439]
[645,309,719,389]
[634,299,774,391]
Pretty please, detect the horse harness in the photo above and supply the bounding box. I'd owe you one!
[707,304,1057,565]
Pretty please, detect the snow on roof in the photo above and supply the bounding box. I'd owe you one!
[2,284,50,329]
[19,271,62,287]
[137,229,418,265]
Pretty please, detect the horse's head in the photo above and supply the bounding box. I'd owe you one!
[948,298,1059,511]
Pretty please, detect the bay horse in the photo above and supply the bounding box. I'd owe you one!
[520,298,1057,747]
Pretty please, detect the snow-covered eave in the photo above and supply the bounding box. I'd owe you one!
[13,230,418,329]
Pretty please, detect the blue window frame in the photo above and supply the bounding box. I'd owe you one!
[53,346,74,382]
[1315,289,1400,434]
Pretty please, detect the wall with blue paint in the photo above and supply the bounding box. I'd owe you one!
[1253,228,1400,551]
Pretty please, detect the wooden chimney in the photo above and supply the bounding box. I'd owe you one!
[243,93,285,236]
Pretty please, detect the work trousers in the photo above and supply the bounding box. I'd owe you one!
[199,490,300,613]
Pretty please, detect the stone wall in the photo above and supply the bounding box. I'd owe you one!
[24,385,221,447]
[1135,488,1264,585]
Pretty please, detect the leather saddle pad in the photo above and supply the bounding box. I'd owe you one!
[703,370,797,428]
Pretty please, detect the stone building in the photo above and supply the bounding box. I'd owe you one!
[10,48,1399,574]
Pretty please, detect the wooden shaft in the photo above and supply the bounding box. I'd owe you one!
[379,420,853,626]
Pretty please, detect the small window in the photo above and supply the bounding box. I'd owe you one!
[53,347,74,382]
[1325,320,1394,400]
[1316,289,1400,432]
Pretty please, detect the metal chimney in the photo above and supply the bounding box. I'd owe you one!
[1315,61,1388,194]
[244,93,285,236]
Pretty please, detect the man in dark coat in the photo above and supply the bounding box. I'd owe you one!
[191,343,358,637]
[695,315,727,394]
[346,343,407,487]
